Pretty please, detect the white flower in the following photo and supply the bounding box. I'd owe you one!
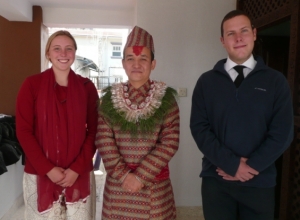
[125,99,131,105]
[131,104,137,110]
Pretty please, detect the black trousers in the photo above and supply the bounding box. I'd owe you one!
[202,177,275,220]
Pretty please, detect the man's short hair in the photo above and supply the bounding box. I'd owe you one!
[221,10,254,37]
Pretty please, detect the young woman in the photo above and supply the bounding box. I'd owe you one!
[16,30,98,219]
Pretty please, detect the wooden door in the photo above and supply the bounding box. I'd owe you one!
[237,0,300,219]
[254,33,290,219]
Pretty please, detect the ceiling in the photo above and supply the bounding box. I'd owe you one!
[1,0,136,25]
[28,0,136,10]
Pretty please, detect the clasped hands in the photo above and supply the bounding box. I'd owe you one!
[122,173,144,193]
[46,167,79,188]
[216,157,259,182]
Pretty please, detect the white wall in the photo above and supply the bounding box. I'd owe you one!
[0,0,32,21]
[136,0,235,206]
[0,160,23,218]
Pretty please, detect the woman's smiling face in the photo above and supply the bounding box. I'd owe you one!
[47,35,76,73]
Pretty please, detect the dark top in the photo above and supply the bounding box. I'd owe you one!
[190,56,293,188]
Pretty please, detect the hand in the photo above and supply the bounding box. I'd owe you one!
[121,173,144,193]
[46,167,65,183]
[217,158,259,182]
[235,157,259,182]
[56,168,79,187]
[216,167,239,181]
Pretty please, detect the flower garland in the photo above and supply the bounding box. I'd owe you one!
[111,80,167,123]
[99,81,177,134]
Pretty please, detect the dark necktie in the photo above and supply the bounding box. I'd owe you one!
[233,65,245,88]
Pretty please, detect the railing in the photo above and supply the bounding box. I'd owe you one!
[90,75,123,90]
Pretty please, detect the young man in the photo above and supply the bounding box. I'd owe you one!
[96,26,179,220]
[190,10,293,220]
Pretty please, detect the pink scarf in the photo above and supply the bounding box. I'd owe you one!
[36,68,90,213]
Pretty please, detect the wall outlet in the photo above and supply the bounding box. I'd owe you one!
[177,88,187,97]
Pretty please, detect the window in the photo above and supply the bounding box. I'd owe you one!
[112,46,121,57]
[111,42,122,58]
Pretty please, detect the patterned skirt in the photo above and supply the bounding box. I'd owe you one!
[23,172,96,220]
[102,176,176,220]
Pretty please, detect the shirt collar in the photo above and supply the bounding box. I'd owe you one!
[127,79,151,95]
[224,55,256,72]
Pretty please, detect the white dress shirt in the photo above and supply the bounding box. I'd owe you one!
[224,55,257,82]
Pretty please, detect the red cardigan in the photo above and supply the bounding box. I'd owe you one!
[16,72,99,176]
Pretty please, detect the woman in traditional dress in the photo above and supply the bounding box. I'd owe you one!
[96,26,180,220]
[16,30,98,220]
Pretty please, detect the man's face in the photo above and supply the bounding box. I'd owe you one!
[122,46,156,88]
[220,15,257,64]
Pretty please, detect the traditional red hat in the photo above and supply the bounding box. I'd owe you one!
[124,26,155,54]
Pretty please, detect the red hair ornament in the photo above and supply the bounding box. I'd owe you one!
[133,46,144,56]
